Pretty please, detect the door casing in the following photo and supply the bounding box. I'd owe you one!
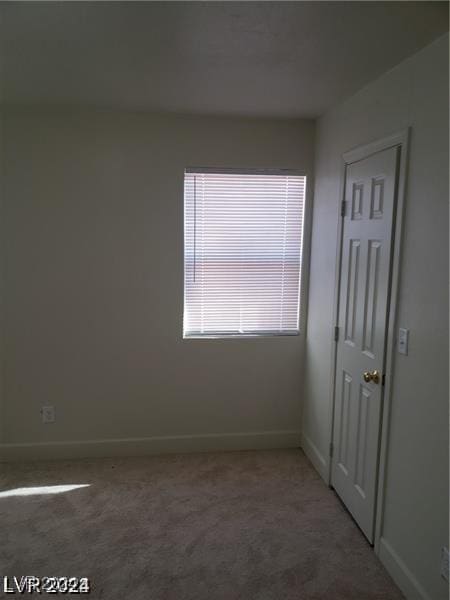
[327,129,410,554]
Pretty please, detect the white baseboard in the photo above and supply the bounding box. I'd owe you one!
[378,537,432,600]
[0,430,301,462]
[301,431,328,482]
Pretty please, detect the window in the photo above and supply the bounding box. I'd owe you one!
[183,168,306,337]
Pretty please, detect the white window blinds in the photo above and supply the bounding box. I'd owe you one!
[183,169,306,337]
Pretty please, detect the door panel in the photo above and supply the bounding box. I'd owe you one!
[344,239,360,344]
[362,240,381,356]
[332,146,399,543]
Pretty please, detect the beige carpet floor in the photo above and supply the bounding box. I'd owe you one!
[0,449,403,600]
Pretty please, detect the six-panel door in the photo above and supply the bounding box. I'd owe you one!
[331,146,399,543]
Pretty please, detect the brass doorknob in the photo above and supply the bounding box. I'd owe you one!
[363,370,380,384]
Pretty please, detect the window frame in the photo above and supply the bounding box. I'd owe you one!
[182,167,309,340]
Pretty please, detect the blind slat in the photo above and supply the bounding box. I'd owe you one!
[183,171,306,337]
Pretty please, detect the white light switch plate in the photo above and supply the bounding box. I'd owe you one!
[398,328,409,355]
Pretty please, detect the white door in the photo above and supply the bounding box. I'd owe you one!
[331,146,399,543]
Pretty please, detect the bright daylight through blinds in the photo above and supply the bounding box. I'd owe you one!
[183,169,306,337]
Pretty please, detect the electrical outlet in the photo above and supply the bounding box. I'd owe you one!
[41,405,55,424]
[441,547,449,582]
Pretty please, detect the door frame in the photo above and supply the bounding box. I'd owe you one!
[327,129,411,553]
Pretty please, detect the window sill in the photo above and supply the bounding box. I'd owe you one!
[183,331,300,339]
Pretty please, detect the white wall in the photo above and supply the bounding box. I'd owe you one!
[1,111,314,453]
[302,34,449,600]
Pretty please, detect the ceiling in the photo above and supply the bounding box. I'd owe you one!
[1,1,448,118]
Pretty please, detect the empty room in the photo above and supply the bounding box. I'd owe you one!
[0,2,448,599]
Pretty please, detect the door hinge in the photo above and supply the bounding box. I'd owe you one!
[341,200,346,218]
[329,442,334,458]
[334,326,339,342]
